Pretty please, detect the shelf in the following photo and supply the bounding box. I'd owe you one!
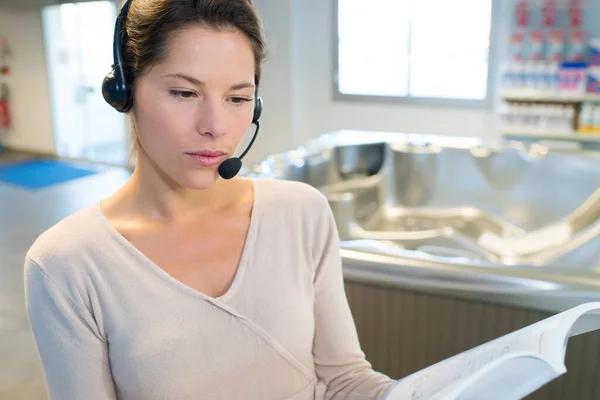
[500,89,600,103]
[502,129,600,143]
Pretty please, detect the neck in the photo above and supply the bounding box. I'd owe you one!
[118,154,237,225]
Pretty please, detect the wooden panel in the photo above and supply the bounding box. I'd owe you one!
[344,281,600,400]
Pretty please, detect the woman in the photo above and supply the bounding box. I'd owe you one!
[24,0,400,399]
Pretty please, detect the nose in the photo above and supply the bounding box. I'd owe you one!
[196,98,226,138]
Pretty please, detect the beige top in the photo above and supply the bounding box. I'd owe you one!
[24,177,398,400]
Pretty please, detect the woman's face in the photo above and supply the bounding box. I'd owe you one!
[131,26,256,189]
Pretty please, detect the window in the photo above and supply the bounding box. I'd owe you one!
[336,0,494,103]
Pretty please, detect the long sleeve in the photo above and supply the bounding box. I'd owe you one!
[24,256,118,400]
[311,196,397,400]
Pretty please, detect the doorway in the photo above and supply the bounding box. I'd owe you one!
[41,1,129,167]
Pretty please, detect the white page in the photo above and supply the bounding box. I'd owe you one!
[536,302,600,367]
[430,352,560,400]
[385,302,600,400]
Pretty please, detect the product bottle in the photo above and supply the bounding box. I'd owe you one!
[592,105,600,134]
[549,62,560,91]
[566,105,575,133]
[578,104,593,133]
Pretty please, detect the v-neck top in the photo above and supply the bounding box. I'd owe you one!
[93,178,261,303]
[24,177,398,400]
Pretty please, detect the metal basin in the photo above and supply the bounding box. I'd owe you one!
[245,130,600,312]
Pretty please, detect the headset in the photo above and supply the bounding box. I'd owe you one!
[101,0,263,179]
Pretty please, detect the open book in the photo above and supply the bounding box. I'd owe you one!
[385,302,600,400]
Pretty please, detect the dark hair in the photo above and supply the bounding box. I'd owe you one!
[119,0,268,162]
[123,0,267,84]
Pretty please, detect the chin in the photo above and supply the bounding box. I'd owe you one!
[179,168,222,190]
[146,151,222,189]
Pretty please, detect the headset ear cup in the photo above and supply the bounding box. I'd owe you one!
[102,68,132,113]
[252,96,263,124]
[101,69,118,107]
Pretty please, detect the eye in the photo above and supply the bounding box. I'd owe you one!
[169,90,196,99]
[229,97,252,105]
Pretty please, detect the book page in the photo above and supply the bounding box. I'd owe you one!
[385,302,600,400]
[429,352,560,400]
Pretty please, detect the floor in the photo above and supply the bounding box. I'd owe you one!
[0,149,132,399]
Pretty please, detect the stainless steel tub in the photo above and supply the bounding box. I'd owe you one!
[244,130,600,314]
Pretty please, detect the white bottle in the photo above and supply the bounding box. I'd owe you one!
[509,103,517,129]
[592,105,600,134]
[524,62,536,89]
[540,104,551,131]
[565,105,575,133]
[547,62,560,91]
[555,106,564,134]
[535,62,547,90]
[548,62,560,92]
[536,104,545,131]
[536,105,544,130]
[512,103,522,129]
[547,105,559,132]
[579,104,593,133]
[523,103,533,129]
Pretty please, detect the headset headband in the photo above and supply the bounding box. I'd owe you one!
[113,0,131,87]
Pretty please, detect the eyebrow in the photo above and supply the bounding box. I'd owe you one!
[162,73,254,91]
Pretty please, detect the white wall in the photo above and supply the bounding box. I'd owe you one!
[0,8,55,154]
[245,0,295,165]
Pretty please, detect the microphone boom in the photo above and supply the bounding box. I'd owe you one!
[217,120,261,180]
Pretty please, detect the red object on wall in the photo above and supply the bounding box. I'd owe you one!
[0,100,10,129]
[0,37,10,131]
[0,84,10,129]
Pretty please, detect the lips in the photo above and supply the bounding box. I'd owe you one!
[185,150,226,157]
[185,150,227,167]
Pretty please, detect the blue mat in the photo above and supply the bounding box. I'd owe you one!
[0,159,102,190]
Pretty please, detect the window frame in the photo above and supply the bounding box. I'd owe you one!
[332,0,505,109]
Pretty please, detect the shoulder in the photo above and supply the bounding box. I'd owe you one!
[251,178,339,266]
[252,178,338,249]
[24,205,110,333]
[254,177,328,208]
[25,203,104,277]
[253,177,331,218]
